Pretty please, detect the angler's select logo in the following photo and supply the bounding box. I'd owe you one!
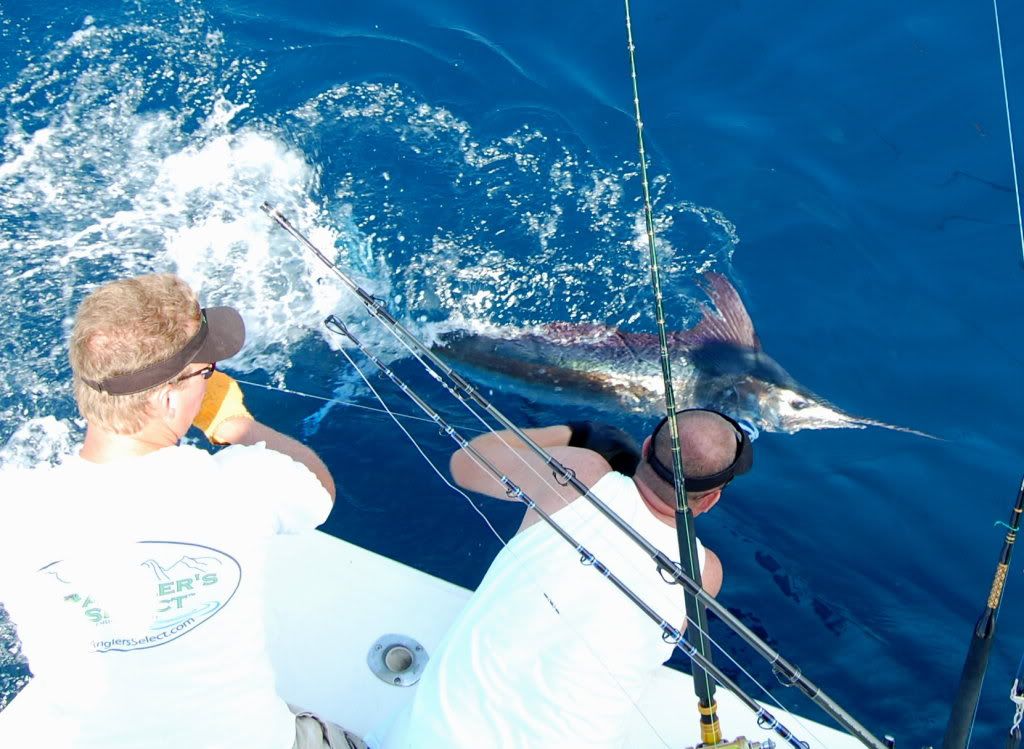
[40,541,241,652]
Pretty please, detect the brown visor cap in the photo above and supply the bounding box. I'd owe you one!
[82,306,246,395]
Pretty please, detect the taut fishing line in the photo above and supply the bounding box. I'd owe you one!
[232,377,485,432]
[991,0,1024,264]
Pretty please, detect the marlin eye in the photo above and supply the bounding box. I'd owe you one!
[791,399,810,410]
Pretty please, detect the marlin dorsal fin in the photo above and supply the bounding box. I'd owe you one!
[674,272,761,350]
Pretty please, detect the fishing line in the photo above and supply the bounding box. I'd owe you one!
[331,347,505,551]
[991,0,1024,263]
[329,325,679,749]
[231,377,486,433]
[324,316,811,749]
[1016,651,1024,701]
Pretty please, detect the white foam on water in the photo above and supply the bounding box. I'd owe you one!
[143,126,360,373]
[0,3,744,463]
[0,9,400,461]
[0,417,80,470]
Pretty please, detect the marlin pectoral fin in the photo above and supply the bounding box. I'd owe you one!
[673,272,761,351]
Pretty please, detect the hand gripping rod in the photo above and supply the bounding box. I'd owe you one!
[261,202,889,749]
[323,313,811,749]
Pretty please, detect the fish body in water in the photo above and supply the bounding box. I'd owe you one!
[438,273,929,438]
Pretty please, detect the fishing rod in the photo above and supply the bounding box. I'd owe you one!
[621,0,717,740]
[322,311,809,749]
[261,201,889,749]
[940,477,1024,749]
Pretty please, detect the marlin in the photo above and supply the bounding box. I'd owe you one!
[438,272,932,438]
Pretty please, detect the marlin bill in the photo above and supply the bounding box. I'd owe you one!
[437,272,932,438]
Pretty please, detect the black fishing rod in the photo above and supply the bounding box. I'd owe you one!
[621,0,718,740]
[941,477,1024,749]
[322,312,809,749]
[261,202,889,749]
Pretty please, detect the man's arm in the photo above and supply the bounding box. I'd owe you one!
[699,548,723,598]
[214,417,336,502]
[450,425,609,531]
[452,425,572,467]
[679,548,722,634]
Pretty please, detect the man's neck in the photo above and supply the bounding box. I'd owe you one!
[79,424,176,464]
[634,479,678,527]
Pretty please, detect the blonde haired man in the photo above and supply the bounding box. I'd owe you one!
[0,273,357,749]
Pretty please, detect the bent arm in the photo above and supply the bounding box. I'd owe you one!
[456,425,572,458]
[214,417,336,502]
[450,426,610,531]
[679,548,722,634]
[699,548,722,598]
[450,425,586,499]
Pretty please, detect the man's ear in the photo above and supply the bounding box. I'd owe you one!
[640,435,652,457]
[692,488,722,517]
[148,385,176,421]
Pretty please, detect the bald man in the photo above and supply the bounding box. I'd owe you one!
[376,409,753,749]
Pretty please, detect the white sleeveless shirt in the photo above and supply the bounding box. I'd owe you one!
[377,471,705,749]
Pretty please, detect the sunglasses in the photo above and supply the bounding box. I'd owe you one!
[646,408,753,492]
[173,362,217,384]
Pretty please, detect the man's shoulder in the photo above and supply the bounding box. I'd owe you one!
[0,459,72,497]
[211,442,300,471]
[541,445,613,488]
[210,442,330,512]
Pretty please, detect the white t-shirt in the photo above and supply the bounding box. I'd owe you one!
[0,443,332,749]
[376,471,705,749]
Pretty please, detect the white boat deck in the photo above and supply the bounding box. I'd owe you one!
[266,531,867,748]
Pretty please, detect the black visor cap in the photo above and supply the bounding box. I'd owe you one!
[81,306,245,395]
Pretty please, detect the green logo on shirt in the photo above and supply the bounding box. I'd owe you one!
[40,541,241,652]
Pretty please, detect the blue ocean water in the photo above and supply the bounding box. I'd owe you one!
[1,1,1023,747]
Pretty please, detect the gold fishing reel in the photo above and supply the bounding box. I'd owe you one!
[688,739,776,749]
